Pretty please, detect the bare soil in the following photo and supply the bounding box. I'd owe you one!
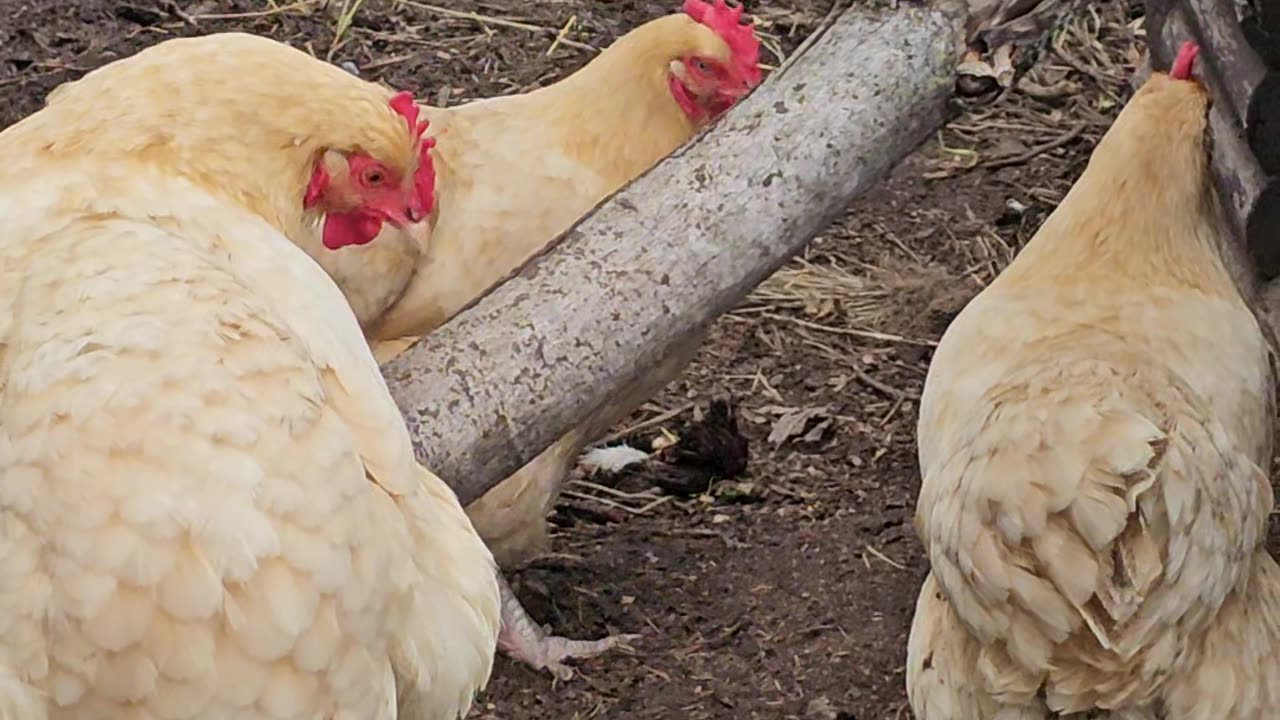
[0,0,1155,717]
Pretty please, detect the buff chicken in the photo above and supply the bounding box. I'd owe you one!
[0,32,500,720]
[907,41,1280,719]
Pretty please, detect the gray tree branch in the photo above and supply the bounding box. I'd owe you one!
[382,0,975,505]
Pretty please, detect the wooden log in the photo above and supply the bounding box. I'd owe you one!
[382,0,972,505]
[1147,0,1280,280]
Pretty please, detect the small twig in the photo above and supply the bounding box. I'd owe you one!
[851,364,919,401]
[598,403,694,445]
[570,480,663,502]
[979,123,1086,170]
[159,0,197,25]
[561,489,671,516]
[791,335,920,402]
[190,1,312,20]
[560,490,636,514]
[874,222,922,263]
[761,312,937,347]
[360,53,415,72]
[0,69,62,88]
[547,14,577,56]
[865,544,905,570]
[395,0,599,52]
[634,495,676,514]
[327,0,367,62]
[750,368,785,403]
[878,395,905,427]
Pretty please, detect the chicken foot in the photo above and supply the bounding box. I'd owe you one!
[496,573,639,680]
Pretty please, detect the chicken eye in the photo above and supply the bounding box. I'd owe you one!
[362,168,386,186]
[693,58,710,74]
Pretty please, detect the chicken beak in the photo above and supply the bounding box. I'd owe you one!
[720,77,754,104]
[711,81,752,117]
[379,208,412,229]
[405,195,428,224]
[371,200,422,230]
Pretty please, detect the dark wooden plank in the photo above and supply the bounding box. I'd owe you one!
[1240,0,1280,67]
[1183,0,1267,126]
[1248,72,1280,172]
[1249,178,1280,278]
[1147,0,1280,280]
[1149,0,1280,175]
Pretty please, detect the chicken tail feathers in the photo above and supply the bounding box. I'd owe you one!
[0,667,46,720]
[917,356,1271,710]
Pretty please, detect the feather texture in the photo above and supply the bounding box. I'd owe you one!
[907,69,1280,718]
[0,33,499,720]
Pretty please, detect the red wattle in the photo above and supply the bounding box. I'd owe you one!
[322,212,384,250]
[668,76,704,122]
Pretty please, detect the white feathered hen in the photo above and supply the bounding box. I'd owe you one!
[0,33,499,719]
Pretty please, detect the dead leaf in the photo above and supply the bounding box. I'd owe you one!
[767,406,831,447]
[801,417,833,444]
[805,696,839,720]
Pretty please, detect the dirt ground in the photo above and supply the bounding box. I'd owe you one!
[0,0,1158,717]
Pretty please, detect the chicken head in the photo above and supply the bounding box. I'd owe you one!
[668,0,763,122]
[38,36,439,330]
[303,91,435,250]
[294,91,438,326]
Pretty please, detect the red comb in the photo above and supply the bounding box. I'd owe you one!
[388,91,425,138]
[683,0,762,86]
[414,137,436,218]
[1169,40,1199,81]
[388,90,436,219]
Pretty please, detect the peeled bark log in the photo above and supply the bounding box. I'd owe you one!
[382,0,970,505]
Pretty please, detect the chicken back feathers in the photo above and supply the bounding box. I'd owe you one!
[0,33,499,720]
[909,48,1280,717]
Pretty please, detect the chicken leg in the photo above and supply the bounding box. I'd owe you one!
[373,338,639,679]
[496,574,640,680]
[468,341,705,679]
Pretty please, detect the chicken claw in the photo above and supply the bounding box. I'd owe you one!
[496,574,639,680]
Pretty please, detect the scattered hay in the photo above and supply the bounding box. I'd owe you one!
[750,258,889,328]
[745,254,979,342]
